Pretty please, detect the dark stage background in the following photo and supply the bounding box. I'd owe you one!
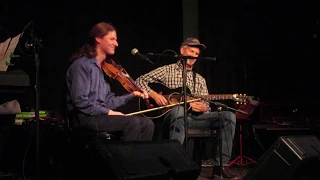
[1,0,320,118]
[1,0,320,178]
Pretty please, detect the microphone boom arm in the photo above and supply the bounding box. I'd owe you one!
[147,53,216,61]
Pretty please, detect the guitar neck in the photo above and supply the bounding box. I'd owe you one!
[150,84,250,102]
[199,94,235,100]
[164,94,236,101]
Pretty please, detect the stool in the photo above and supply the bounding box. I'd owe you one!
[187,128,218,165]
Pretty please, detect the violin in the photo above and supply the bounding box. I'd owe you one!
[101,59,143,93]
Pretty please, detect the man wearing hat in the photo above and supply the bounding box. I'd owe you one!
[135,38,238,179]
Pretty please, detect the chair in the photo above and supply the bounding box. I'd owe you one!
[63,110,122,179]
[61,81,121,149]
[65,110,121,147]
[187,128,218,165]
[158,116,218,165]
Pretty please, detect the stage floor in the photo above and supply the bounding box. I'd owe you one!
[198,166,252,180]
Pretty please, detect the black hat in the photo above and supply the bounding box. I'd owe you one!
[181,37,206,51]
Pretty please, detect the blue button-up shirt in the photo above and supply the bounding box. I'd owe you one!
[66,56,134,115]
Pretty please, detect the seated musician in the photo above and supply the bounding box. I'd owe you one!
[65,21,154,141]
[135,38,239,179]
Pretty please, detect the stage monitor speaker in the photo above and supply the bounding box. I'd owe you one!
[243,135,320,180]
[92,139,201,180]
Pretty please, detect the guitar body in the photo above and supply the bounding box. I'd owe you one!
[139,83,191,119]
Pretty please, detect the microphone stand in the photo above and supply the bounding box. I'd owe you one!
[174,55,204,151]
[180,57,188,150]
[210,102,246,178]
[29,28,42,180]
[212,101,236,176]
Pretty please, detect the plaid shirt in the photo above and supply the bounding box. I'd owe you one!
[135,61,210,110]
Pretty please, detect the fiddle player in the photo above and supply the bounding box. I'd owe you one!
[66,21,154,141]
[135,38,239,179]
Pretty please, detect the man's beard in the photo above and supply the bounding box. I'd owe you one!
[187,59,195,66]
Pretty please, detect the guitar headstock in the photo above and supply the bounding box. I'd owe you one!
[232,94,254,104]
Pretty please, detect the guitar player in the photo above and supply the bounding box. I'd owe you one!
[135,38,239,179]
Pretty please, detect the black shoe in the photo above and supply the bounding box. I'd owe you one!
[201,158,215,167]
[212,166,240,179]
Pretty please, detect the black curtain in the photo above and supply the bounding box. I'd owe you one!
[197,0,320,104]
[1,0,320,114]
[1,0,183,113]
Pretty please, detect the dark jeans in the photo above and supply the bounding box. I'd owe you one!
[75,113,154,141]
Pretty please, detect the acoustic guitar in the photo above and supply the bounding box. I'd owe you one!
[136,83,253,119]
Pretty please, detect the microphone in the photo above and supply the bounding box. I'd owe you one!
[203,57,217,61]
[24,26,43,49]
[131,48,154,64]
[25,26,34,49]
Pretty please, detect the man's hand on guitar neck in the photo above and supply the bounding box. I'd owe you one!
[149,90,168,106]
